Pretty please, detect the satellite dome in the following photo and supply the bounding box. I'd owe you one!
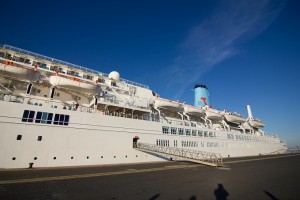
[108,71,120,81]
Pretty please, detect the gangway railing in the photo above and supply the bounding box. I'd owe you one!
[134,142,222,167]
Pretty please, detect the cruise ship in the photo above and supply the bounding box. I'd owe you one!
[0,44,287,169]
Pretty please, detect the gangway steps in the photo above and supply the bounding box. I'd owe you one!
[134,142,223,167]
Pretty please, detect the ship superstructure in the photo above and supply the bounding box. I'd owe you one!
[0,45,287,169]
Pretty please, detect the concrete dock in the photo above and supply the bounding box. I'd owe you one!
[0,153,300,200]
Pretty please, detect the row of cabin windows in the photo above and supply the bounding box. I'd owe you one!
[227,134,268,142]
[181,141,198,148]
[162,126,215,137]
[22,110,69,125]
[156,139,170,147]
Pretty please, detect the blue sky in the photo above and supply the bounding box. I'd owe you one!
[1,0,299,147]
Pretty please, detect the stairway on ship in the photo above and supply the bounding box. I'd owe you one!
[134,142,223,167]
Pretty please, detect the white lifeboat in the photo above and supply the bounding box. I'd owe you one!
[154,98,181,110]
[249,118,265,128]
[49,75,100,94]
[205,108,224,119]
[224,112,246,124]
[183,105,204,115]
[0,61,39,81]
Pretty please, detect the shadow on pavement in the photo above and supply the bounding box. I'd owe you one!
[264,190,279,200]
[214,183,229,200]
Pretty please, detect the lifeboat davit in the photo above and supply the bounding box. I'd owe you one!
[224,112,246,124]
[154,98,181,110]
[49,75,100,94]
[183,105,204,115]
[249,119,265,128]
[205,108,224,119]
[0,61,39,81]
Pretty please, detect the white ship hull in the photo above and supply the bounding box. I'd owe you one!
[0,100,287,169]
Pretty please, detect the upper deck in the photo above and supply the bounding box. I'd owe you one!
[0,44,149,89]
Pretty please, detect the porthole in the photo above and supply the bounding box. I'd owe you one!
[71,157,74,159]
[87,156,89,159]
[34,157,37,160]
[101,156,103,158]
[114,156,116,158]
[136,155,138,157]
[125,155,127,158]
[12,157,16,160]
[17,135,22,140]
[53,157,56,160]
[37,136,42,141]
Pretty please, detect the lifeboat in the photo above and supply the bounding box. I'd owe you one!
[0,61,39,81]
[224,112,246,124]
[49,75,101,94]
[205,108,224,119]
[154,98,181,110]
[249,118,265,128]
[183,105,204,115]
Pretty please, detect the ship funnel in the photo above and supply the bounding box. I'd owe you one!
[194,84,211,107]
[247,105,253,120]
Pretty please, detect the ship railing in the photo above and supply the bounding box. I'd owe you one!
[135,142,223,167]
[0,94,96,113]
[0,94,159,122]
[288,148,300,154]
[0,44,149,89]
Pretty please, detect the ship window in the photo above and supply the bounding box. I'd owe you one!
[192,130,197,136]
[162,126,170,134]
[37,136,42,141]
[185,129,191,136]
[198,130,203,137]
[47,113,53,124]
[111,82,117,87]
[64,115,69,125]
[25,59,31,64]
[0,52,4,58]
[36,112,53,124]
[53,114,69,125]
[98,78,105,83]
[83,74,94,80]
[209,132,214,137]
[35,112,42,123]
[178,128,184,135]
[204,131,208,137]
[22,110,35,122]
[171,127,177,135]
[53,114,59,124]
[59,115,65,125]
[16,135,22,140]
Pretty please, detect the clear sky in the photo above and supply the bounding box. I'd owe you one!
[1,0,299,147]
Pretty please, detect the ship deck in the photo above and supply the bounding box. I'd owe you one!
[0,153,300,200]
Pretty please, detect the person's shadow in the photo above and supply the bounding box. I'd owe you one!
[214,184,229,200]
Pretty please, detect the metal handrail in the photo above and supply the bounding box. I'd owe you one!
[135,142,222,167]
[0,44,149,89]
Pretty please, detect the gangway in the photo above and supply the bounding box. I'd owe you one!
[134,142,223,167]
